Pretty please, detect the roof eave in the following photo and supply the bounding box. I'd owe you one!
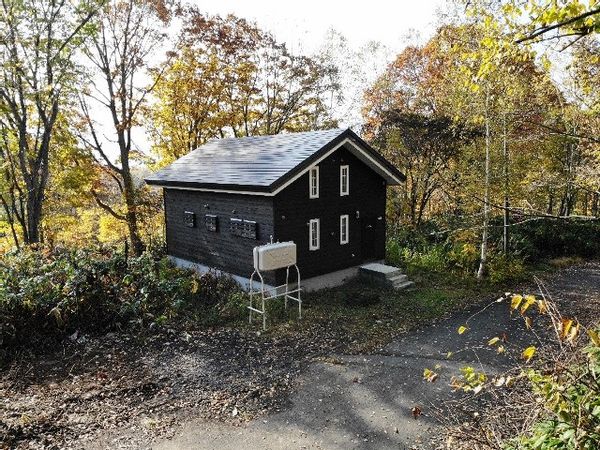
[144,179,272,194]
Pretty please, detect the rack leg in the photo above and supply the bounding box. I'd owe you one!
[262,295,266,331]
[249,293,253,323]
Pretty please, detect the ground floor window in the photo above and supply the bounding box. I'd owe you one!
[309,218,320,250]
[340,214,349,244]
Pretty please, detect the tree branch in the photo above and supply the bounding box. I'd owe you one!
[517,8,600,43]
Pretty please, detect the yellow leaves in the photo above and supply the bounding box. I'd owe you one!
[511,294,523,311]
[458,366,487,394]
[488,337,500,346]
[559,318,580,342]
[558,319,581,342]
[511,292,535,315]
[522,346,536,362]
[458,325,469,335]
[537,299,548,314]
[560,318,573,339]
[588,329,600,346]
[423,368,439,383]
[190,278,199,294]
[497,345,506,354]
[520,295,536,315]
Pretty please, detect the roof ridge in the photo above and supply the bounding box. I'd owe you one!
[206,128,348,143]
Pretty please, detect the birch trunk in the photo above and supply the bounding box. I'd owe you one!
[477,88,491,279]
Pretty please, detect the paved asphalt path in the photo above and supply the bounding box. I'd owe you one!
[146,263,599,450]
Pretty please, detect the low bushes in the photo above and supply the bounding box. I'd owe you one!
[492,218,600,260]
[508,332,600,449]
[0,245,244,359]
[387,232,526,283]
[387,217,599,284]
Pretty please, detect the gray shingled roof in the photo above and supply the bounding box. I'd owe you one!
[145,128,404,192]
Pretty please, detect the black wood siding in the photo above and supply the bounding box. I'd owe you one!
[273,145,387,283]
[163,189,276,284]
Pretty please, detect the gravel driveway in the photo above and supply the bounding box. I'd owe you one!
[147,262,600,450]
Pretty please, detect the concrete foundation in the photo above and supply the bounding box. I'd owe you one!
[169,256,384,293]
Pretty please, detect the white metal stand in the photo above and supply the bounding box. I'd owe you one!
[248,264,302,331]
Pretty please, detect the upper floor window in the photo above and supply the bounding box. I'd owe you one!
[309,166,319,199]
[309,218,320,250]
[340,165,349,196]
[340,214,349,245]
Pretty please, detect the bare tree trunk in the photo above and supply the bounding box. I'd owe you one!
[0,195,20,248]
[0,0,101,247]
[502,113,509,254]
[477,87,491,280]
[79,0,169,256]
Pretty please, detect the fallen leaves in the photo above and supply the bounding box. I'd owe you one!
[488,337,500,346]
[458,325,469,335]
[522,346,536,362]
[411,406,422,419]
[423,368,439,383]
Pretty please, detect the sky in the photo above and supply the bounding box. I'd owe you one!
[197,0,447,54]
[109,0,449,162]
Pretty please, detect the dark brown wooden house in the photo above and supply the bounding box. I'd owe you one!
[145,128,405,289]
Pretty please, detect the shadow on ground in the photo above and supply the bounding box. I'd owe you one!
[94,263,600,450]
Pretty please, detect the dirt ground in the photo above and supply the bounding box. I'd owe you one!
[146,262,600,450]
[1,262,599,449]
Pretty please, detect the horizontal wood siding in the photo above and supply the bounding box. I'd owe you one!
[273,144,386,283]
[164,189,276,284]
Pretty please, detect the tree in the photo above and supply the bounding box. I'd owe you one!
[0,0,103,246]
[368,111,479,227]
[78,0,172,255]
[148,9,340,165]
[507,0,600,44]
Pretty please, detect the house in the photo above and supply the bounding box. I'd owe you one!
[145,128,406,290]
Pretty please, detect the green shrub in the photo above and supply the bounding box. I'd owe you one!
[488,254,528,284]
[506,329,600,449]
[0,245,244,358]
[491,218,600,260]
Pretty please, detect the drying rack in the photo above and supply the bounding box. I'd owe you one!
[248,264,302,331]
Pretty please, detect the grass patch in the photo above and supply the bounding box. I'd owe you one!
[264,275,499,354]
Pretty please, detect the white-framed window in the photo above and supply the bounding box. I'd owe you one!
[309,218,320,250]
[340,165,349,196]
[340,214,349,245]
[309,166,319,199]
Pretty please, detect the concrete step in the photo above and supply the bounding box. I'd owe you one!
[358,263,414,290]
[359,263,403,280]
[393,280,415,290]
[388,274,408,284]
